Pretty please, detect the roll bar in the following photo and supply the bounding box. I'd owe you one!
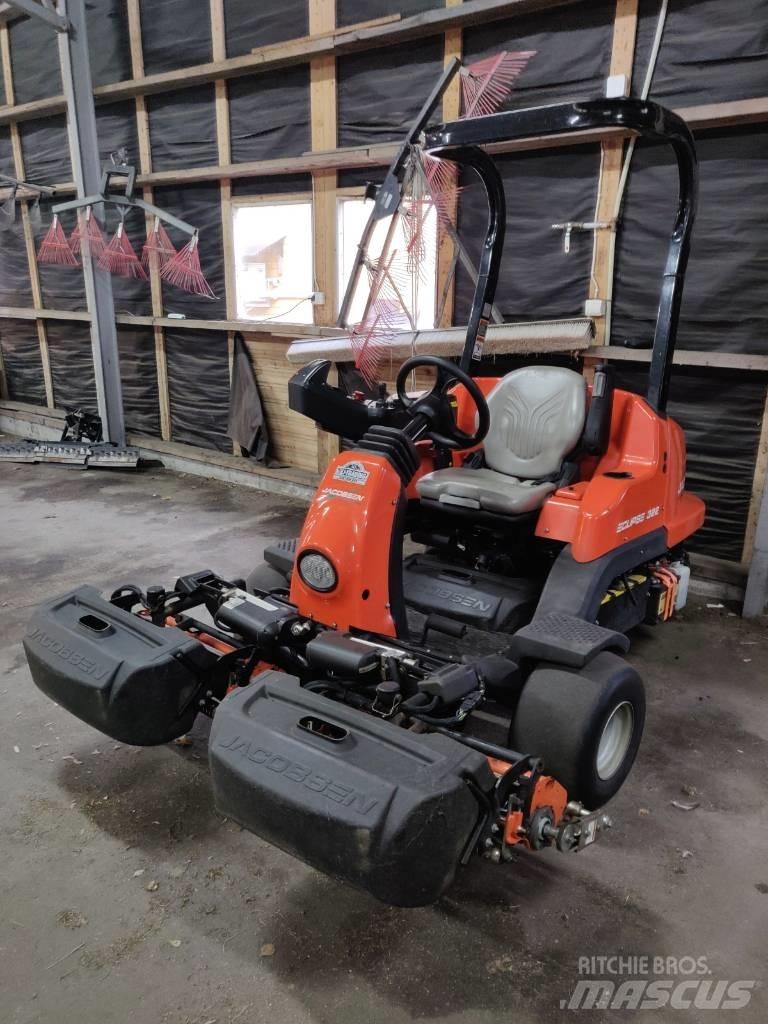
[425,98,699,413]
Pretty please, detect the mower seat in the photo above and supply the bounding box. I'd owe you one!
[417,366,586,516]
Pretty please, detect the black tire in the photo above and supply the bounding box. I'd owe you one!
[245,561,289,595]
[510,652,645,808]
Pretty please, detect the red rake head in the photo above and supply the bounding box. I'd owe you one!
[69,207,106,260]
[38,215,79,266]
[160,233,217,299]
[98,221,148,279]
[350,252,412,385]
[141,217,177,272]
[460,50,536,118]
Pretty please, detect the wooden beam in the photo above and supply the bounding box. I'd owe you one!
[589,346,768,372]
[309,0,340,472]
[0,0,583,126]
[0,22,53,407]
[436,0,463,328]
[126,0,171,441]
[587,0,638,348]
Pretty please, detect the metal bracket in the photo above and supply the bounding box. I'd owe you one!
[53,191,198,237]
[551,220,615,254]
[0,0,69,32]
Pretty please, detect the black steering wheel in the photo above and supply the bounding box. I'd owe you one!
[395,355,490,451]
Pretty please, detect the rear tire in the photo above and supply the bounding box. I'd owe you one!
[246,561,289,595]
[510,651,645,808]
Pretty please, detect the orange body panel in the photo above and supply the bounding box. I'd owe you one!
[289,450,406,636]
[535,389,705,561]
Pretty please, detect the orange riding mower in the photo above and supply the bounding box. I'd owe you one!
[24,97,704,906]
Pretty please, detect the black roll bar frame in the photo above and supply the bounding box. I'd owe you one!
[424,98,699,414]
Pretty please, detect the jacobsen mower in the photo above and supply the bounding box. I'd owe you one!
[24,98,704,906]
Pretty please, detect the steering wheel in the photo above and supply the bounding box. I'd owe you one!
[395,355,490,451]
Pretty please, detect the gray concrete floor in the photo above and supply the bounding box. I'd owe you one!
[1,460,767,1024]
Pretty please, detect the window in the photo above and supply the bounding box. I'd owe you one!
[232,201,314,325]
[337,196,438,330]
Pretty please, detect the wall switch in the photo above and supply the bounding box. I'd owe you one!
[312,290,326,305]
[584,298,607,318]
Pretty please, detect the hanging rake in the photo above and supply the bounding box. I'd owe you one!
[142,216,177,272]
[37,214,79,266]
[459,50,536,118]
[69,206,106,260]
[98,218,148,279]
[160,232,217,299]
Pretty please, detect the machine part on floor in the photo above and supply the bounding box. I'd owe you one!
[0,440,142,468]
[26,98,706,906]
[61,408,103,443]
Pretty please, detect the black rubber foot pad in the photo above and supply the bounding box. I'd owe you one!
[512,611,629,668]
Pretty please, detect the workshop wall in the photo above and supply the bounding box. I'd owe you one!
[0,0,766,565]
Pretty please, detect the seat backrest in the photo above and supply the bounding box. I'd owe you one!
[484,366,586,479]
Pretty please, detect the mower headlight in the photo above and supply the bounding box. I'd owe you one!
[298,551,337,592]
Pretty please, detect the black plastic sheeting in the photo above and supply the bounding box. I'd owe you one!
[337,35,444,147]
[224,0,308,57]
[612,364,768,562]
[166,328,231,452]
[462,2,616,109]
[0,319,46,405]
[612,126,768,355]
[95,101,139,166]
[231,174,312,198]
[108,203,154,317]
[0,125,13,177]
[0,221,34,307]
[148,87,219,171]
[20,116,71,185]
[8,15,63,104]
[338,0,442,26]
[46,320,97,412]
[635,0,768,108]
[33,201,86,313]
[229,67,311,163]
[153,184,226,320]
[117,326,162,437]
[454,145,601,323]
[139,0,212,75]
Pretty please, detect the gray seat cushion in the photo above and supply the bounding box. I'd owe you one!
[416,365,586,517]
[417,467,557,515]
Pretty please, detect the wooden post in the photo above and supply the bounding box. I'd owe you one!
[310,0,340,471]
[0,23,55,407]
[436,0,463,328]
[126,0,172,440]
[586,0,638,350]
[742,386,768,568]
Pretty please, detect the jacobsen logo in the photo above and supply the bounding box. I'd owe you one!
[25,627,110,681]
[217,735,379,817]
[415,582,493,613]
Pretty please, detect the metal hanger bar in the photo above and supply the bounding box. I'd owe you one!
[52,193,197,236]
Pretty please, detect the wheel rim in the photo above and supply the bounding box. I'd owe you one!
[596,701,634,780]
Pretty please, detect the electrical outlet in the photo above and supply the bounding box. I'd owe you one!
[606,74,628,98]
[312,290,326,306]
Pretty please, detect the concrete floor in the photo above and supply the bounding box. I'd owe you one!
[1,459,767,1024]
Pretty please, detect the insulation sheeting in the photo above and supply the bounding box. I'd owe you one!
[95,102,139,166]
[612,127,768,354]
[0,223,34,307]
[613,364,768,562]
[117,326,162,438]
[229,68,311,163]
[0,126,14,177]
[148,87,219,172]
[19,116,71,186]
[153,184,227,320]
[635,0,768,108]
[8,15,63,104]
[224,0,308,57]
[337,0,443,27]
[139,0,212,75]
[0,319,46,406]
[462,2,616,109]
[46,320,98,412]
[454,145,602,323]
[230,174,313,198]
[165,328,231,452]
[337,35,444,147]
[86,0,133,89]
[107,203,153,318]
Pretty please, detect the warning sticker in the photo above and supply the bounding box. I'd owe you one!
[333,460,369,486]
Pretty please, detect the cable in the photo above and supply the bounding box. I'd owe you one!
[244,295,314,325]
